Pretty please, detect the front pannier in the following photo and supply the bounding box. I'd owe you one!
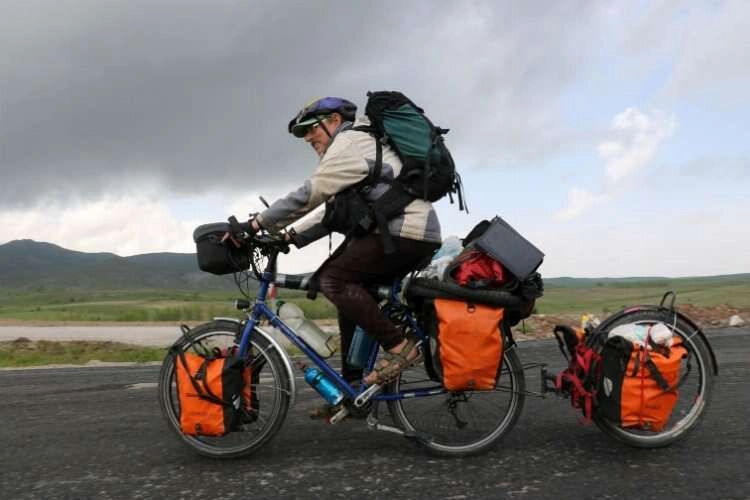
[193,222,250,275]
[434,298,504,391]
[174,348,248,436]
[597,336,687,431]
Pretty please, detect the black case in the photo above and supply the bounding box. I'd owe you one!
[193,222,250,275]
[472,216,544,280]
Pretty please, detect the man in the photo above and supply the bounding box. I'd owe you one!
[245,97,441,404]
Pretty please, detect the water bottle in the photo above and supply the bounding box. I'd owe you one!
[277,302,336,358]
[303,365,344,406]
[346,326,376,370]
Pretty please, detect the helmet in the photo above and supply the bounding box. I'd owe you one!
[288,97,357,137]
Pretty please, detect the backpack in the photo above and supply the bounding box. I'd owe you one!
[597,335,688,431]
[431,298,505,391]
[554,332,602,422]
[173,346,250,436]
[350,91,467,252]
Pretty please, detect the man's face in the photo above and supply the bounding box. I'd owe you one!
[303,114,341,158]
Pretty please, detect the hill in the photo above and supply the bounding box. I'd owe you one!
[0,239,239,291]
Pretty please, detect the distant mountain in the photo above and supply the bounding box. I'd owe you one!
[0,239,240,290]
[1,239,747,292]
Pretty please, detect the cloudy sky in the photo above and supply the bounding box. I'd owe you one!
[1,1,748,277]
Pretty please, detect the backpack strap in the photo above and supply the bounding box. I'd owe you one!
[352,126,412,254]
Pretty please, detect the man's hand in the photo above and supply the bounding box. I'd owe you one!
[222,215,259,247]
[220,231,243,248]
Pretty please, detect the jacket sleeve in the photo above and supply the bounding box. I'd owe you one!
[255,133,369,232]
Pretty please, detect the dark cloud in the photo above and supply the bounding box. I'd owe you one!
[0,0,601,208]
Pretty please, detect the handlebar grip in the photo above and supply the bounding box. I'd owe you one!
[274,273,313,290]
[228,215,253,235]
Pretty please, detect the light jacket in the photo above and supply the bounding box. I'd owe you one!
[256,117,442,247]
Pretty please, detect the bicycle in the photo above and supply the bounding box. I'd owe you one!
[158,232,718,458]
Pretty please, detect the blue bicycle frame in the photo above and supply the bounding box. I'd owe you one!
[234,267,445,403]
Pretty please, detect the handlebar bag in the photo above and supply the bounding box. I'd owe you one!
[597,336,687,431]
[193,222,250,275]
[174,349,248,436]
[434,298,504,391]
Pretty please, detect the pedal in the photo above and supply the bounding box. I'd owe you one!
[328,406,349,425]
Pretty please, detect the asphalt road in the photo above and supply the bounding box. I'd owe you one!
[0,328,747,500]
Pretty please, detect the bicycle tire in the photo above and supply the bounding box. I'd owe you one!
[588,309,715,448]
[158,320,291,458]
[387,347,526,457]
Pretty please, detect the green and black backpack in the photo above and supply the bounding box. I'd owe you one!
[352,91,467,251]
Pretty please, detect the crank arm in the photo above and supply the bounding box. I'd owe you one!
[354,383,382,407]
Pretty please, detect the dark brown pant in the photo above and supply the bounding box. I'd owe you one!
[318,234,439,382]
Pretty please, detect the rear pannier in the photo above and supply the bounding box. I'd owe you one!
[433,299,504,391]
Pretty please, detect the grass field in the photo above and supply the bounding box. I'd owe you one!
[0,288,337,322]
[0,275,747,323]
[0,338,166,367]
[540,278,750,315]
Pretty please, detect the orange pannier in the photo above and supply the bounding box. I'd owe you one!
[175,350,247,436]
[434,298,504,391]
[597,336,687,431]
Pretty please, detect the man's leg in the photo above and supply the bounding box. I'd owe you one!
[318,234,438,350]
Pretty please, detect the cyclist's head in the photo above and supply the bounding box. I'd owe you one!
[288,97,356,138]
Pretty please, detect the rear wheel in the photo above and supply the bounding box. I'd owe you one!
[590,310,714,448]
[387,347,525,457]
[158,320,291,458]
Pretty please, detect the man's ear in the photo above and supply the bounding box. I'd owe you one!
[329,112,343,127]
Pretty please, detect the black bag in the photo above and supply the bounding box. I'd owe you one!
[469,216,544,281]
[321,187,374,236]
[193,222,250,275]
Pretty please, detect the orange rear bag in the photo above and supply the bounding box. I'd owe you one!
[597,336,687,431]
[175,350,248,436]
[434,298,504,391]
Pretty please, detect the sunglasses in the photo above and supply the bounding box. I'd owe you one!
[302,115,331,135]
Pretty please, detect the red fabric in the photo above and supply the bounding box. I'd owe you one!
[556,344,602,423]
[451,250,507,286]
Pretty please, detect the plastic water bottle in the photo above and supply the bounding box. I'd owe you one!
[277,302,336,358]
[346,326,376,370]
[302,365,344,406]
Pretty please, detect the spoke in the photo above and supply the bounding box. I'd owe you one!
[254,383,291,397]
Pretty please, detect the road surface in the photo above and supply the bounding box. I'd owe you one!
[0,327,747,499]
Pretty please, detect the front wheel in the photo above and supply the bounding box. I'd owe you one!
[387,347,526,457]
[158,320,292,458]
[590,310,715,448]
